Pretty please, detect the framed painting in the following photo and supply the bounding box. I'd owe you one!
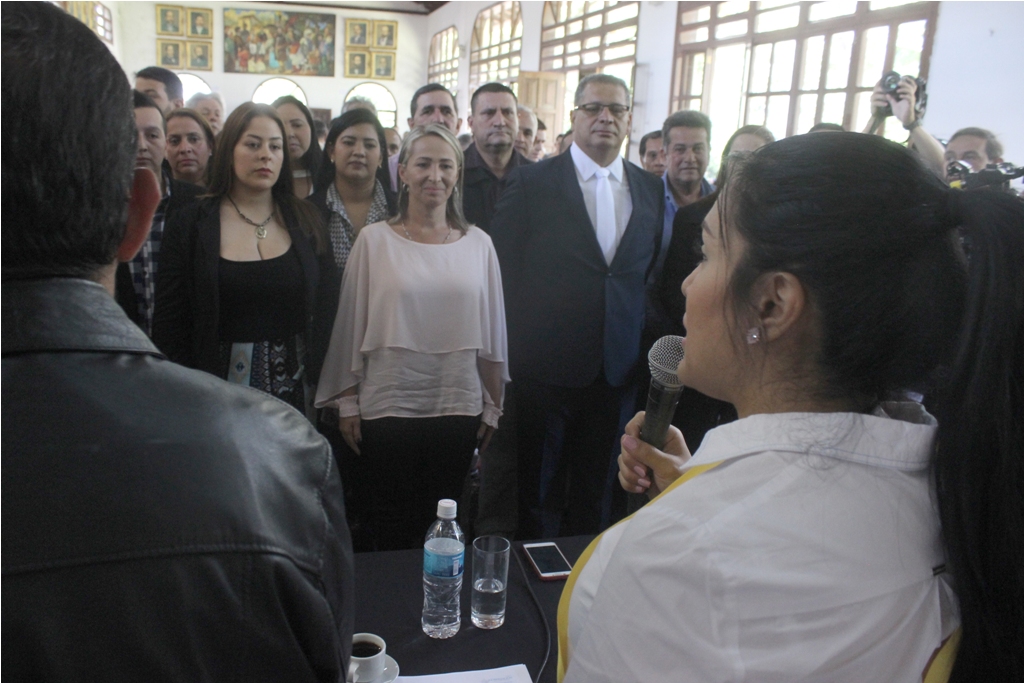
[156,5,184,36]
[345,50,370,78]
[371,51,395,80]
[223,8,336,77]
[373,20,397,49]
[186,7,213,39]
[187,41,212,71]
[345,18,370,47]
[157,39,185,68]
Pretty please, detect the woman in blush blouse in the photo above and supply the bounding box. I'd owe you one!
[316,124,509,551]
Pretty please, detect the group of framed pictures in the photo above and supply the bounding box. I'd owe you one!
[343,18,396,80]
[156,5,213,71]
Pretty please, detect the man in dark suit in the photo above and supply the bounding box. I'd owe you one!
[491,74,664,538]
[115,90,202,336]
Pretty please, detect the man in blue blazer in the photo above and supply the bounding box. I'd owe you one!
[490,74,664,538]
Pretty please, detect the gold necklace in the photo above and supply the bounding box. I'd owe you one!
[228,195,273,239]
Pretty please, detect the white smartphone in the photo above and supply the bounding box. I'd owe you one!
[522,542,573,581]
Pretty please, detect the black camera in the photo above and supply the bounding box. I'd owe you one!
[947,160,1024,193]
[878,70,928,119]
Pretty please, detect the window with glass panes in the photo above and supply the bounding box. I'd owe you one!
[469,2,523,90]
[671,1,936,164]
[64,1,114,43]
[429,27,460,96]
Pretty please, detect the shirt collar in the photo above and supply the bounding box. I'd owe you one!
[464,142,530,175]
[570,141,624,182]
[662,173,713,210]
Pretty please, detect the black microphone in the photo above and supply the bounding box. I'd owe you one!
[626,336,685,513]
[639,335,685,449]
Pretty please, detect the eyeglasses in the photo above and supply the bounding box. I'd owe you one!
[575,102,631,118]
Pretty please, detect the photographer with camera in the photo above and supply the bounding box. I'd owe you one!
[863,72,946,178]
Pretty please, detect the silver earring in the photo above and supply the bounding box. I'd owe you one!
[746,327,762,345]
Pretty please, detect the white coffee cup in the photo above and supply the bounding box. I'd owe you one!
[350,633,386,683]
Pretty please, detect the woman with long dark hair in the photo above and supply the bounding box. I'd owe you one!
[560,133,1024,681]
[315,124,508,550]
[154,102,330,416]
[273,95,320,198]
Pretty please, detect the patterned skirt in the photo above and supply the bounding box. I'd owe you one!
[219,337,306,414]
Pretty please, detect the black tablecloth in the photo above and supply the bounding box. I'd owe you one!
[354,535,595,682]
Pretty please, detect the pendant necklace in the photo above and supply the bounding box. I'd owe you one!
[228,195,274,239]
[401,222,452,244]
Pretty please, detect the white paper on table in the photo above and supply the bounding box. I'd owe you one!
[396,663,532,683]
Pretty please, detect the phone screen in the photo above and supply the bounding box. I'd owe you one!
[525,544,572,574]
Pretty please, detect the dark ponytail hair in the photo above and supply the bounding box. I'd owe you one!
[313,108,395,215]
[723,132,1024,680]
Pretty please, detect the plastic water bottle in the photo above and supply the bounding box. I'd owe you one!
[422,499,465,639]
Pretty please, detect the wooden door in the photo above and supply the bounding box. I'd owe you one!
[516,71,566,138]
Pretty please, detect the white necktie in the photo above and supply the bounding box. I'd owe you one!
[594,166,616,264]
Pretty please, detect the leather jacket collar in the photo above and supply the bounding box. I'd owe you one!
[2,278,163,358]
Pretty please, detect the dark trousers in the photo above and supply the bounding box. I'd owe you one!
[475,387,519,538]
[514,377,632,539]
[361,414,479,551]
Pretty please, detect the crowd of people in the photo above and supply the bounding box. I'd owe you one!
[5,4,1022,682]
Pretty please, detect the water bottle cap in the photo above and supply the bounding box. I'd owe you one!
[437,499,457,519]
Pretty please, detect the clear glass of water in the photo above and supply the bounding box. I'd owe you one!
[471,535,510,629]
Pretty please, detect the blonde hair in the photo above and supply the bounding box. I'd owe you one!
[395,123,469,234]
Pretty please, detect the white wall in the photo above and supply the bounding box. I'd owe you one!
[926,1,1024,164]
[114,1,428,123]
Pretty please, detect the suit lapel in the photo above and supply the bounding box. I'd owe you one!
[610,161,657,269]
[556,151,608,267]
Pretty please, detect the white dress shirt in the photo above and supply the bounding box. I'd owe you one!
[569,142,632,264]
[563,402,959,682]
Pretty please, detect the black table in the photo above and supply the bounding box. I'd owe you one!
[353,536,594,682]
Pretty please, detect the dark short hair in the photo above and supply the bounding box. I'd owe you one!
[134,89,166,132]
[639,130,663,157]
[949,127,1004,161]
[470,82,517,114]
[410,83,458,118]
[808,122,845,133]
[662,110,712,147]
[135,66,183,103]
[537,118,547,131]
[272,95,322,177]
[574,73,631,106]
[3,2,136,279]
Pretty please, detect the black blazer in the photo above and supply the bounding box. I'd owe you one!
[115,178,203,328]
[490,150,664,388]
[152,197,330,383]
[653,192,718,337]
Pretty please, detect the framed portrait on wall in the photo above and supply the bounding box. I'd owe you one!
[156,5,184,36]
[345,50,370,78]
[187,41,212,70]
[371,51,395,80]
[373,20,397,49]
[186,8,213,39]
[157,39,185,68]
[346,18,370,47]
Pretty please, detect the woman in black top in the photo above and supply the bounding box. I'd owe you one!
[154,102,330,416]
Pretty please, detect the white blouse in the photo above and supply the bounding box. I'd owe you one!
[562,403,959,682]
[315,221,509,420]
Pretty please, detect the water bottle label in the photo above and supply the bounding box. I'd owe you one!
[424,548,464,578]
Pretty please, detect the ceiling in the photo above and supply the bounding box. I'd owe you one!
[272,1,448,15]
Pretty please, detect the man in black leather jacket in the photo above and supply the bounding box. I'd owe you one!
[1,5,354,681]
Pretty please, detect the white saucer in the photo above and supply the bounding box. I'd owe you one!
[377,655,399,683]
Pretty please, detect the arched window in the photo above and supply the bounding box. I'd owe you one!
[344,83,399,129]
[469,1,522,91]
[429,26,460,96]
[252,78,307,106]
[178,73,214,103]
[670,0,938,159]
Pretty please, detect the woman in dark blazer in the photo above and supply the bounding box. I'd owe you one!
[154,102,331,417]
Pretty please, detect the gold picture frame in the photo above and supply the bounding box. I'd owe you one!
[371,51,395,80]
[345,50,370,78]
[186,7,213,39]
[345,18,370,47]
[373,20,397,49]
[186,40,212,70]
[156,5,184,36]
[157,39,185,68]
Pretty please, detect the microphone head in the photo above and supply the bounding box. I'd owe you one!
[648,335,685,389]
